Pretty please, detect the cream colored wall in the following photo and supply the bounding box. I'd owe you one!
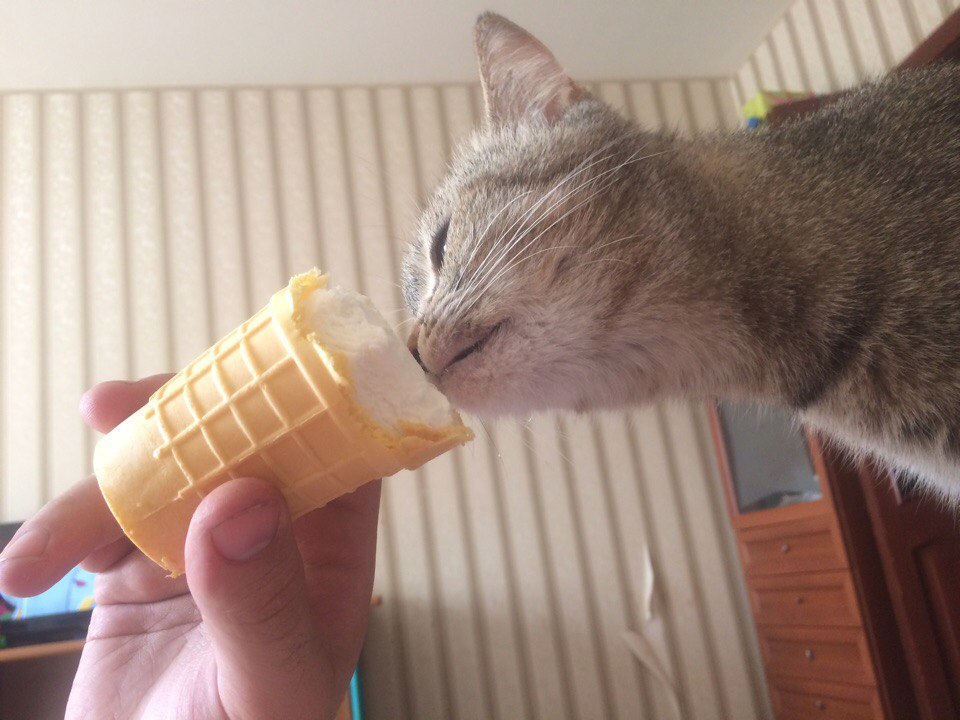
[0,1,794,89]
[0,78,770,719]
[733,0,959,102]
[5,6,954,713]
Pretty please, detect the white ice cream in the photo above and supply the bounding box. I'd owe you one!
[305,284,457,431]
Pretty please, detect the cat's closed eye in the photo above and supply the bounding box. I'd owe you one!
[430,217,451,271]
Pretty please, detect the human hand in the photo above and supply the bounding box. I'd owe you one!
[0,375,381,720]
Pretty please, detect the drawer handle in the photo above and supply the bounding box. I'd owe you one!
[795,596,804,605]
[814,699,826,711]
[780,543,791,554]
[804,649,814,662]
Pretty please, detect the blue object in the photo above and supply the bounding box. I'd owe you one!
[349,669,363,718]
[2,567,96,619]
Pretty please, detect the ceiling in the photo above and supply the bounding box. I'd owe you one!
[0,1,792,90]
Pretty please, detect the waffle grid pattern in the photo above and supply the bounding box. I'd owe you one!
[144,305,368,512]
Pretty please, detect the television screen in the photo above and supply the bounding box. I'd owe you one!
[0,522,95,648]
[1,566,96,619]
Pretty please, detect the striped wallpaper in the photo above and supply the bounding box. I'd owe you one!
[0,78,769,719]
[733,0,959,103]
[5,2,952,713]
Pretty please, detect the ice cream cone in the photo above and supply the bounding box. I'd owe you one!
[94,270,472,576]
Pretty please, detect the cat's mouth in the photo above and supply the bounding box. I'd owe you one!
[440,320,506,376]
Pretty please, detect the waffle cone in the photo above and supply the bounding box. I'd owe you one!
[95,270,472,576]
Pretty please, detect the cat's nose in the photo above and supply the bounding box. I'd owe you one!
[407,324,428,373]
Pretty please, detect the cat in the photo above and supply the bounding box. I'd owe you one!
[402,13,960,501]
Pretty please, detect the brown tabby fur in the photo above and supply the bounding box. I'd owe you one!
[403,13,960,501]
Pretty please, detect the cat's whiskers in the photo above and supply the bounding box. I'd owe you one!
[457,146,656,311]
[580,257,641,269]
[496,256,645,300]
[497,233,637,268]
[463,141,626,295]
[438,145,623,321]
[588,233,646,254]
[455,151,670,320]
[423,178,559,324]
[518,427,542,459]
[447,150,634,320]
[484,183,636,289]
[472,419,498,456]
[456,142,624,300]
[455,189,536,291]
[480,233,646,295]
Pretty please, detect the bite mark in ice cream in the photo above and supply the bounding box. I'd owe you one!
[304,284,456,431]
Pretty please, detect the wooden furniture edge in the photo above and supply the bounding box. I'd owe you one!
[765,7,960,125]
[0,639,84,663]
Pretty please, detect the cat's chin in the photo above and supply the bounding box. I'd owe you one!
[433,327,620,417]
[443,388,534,418]
[437,367,587,418]
[437,367,539,417]
[435,375,511,417]
[440,365,660,418]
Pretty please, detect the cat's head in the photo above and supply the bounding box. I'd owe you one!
[403,13,668,416]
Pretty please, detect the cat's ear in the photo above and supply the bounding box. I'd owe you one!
[474,13,586,127]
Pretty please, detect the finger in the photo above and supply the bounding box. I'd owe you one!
[80,535,135,573]
[0,374,173,597]
[294,480,381,664]
[0,476,123,597]
[186,477,337,720]
[295,479,381,571]
[79,374,172,434]
[93,548,189,605]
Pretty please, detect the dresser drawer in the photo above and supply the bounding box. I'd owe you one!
[770,679,883,720]
[748,571,862,627]
[758,626,875,686]
[738,513,847,576]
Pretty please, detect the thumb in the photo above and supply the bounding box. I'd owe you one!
[185,478,336,720]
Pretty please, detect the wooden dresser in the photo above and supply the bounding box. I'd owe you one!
[708,404,915,720]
